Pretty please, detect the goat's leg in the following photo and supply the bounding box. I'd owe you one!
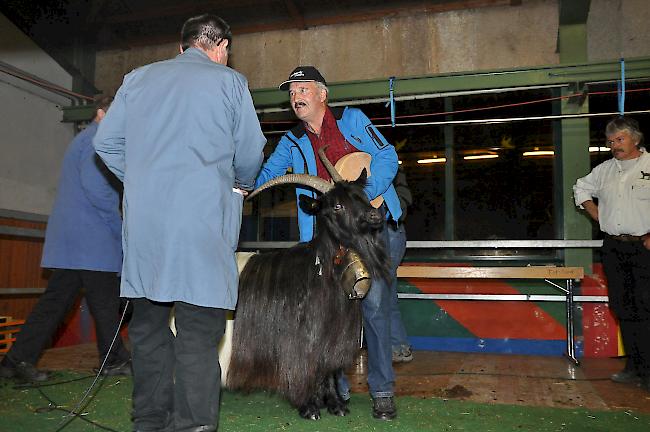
[297,370,349,418]
[298,392,322,420]
[324,370,350,416]
[298,380,326,421]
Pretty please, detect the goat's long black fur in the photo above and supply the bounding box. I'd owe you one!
[227,172,390,417]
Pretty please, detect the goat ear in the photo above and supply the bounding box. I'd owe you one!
[355,168,368,185]
[299,194,321,215]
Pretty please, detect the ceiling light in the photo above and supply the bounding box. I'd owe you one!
[589,147,610,152]
[463,154,499,160]
[522,150,554,156]
[417,158,447,164]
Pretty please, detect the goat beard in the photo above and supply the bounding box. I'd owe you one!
[314,224,391,284]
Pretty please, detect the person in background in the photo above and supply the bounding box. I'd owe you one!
[255,65,401,420]
[390,166,414,363]
[93,14,266,432]
[0,96,130,382]
[573,116,650,393]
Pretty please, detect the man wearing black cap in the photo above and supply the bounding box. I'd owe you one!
[256,66,403,420]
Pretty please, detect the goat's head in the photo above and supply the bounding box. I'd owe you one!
[298,170,383,246]
[247,146,390,290]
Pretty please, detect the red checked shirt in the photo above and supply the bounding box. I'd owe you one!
[306,107,359,181]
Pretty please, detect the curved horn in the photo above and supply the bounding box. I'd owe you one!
[246,174,334,201]
[318,146,344,183]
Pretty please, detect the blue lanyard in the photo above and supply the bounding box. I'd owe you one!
[386,76,396,127]
[618,58,625,117]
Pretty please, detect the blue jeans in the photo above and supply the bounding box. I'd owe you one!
[388,224,410,351]
[339,221,406,399]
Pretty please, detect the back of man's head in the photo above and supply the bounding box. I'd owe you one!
[93,95,113,122]
[95,95,113,112]
[181,14,231,53]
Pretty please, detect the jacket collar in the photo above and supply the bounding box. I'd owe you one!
[289,106,345,138]
[178,47,212,64]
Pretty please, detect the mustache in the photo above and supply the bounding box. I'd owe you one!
[294,101,306,109]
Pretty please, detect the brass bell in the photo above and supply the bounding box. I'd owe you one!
[338,249,372,299]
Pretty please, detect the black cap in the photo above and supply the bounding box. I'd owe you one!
[278,66,327,91]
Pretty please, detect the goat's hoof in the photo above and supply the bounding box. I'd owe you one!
[327,404,350,416]
[298,406,321,420]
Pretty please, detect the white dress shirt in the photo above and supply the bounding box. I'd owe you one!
[573,149,650,236]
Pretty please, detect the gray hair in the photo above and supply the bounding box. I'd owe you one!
[94,95,113,111]
[315,81,329,97]
[606,116,644,146]
[181,14,232,53]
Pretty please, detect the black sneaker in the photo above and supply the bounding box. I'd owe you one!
[372,396,397,420]
[94,359,132,376]
[0,360,50,382]
[610,369,641,384]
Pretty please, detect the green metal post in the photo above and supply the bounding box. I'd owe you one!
[557,0,592,270]
[444,97,455,241]
[559,86,592,271]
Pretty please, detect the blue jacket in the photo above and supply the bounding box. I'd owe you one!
[256,106,401,242]
[41,122,122,272]
[94,48,266,309]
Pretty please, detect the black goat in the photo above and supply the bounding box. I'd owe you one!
[226,156,390,420]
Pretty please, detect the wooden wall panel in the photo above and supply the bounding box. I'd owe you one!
[0,217,48,320]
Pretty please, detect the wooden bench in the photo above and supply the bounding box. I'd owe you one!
[396,265,600,364]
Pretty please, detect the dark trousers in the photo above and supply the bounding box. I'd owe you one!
[4,269,129,367]
[619,319,650,376]
[130,298,226,432]
[602,237,650,377]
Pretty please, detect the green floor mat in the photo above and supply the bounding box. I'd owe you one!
[1,372,649,432]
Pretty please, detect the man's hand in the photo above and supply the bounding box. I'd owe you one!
[642,235,650,250]
[233,187,249,197]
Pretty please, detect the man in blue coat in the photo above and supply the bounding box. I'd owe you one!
[0,96,130,382]
[94,14,265,432]
[255,66,402,420]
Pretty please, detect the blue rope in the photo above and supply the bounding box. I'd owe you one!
[618,58,625,117]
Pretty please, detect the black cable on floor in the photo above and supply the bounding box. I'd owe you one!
[53,299,131,432]
[12,373,95,389]
[35,381,121,432]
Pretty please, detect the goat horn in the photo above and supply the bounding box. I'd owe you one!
[318,146,344,183]
[246,174,334,201]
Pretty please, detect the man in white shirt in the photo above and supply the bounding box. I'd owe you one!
[573,116,650,392]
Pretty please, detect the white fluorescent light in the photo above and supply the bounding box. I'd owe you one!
[589,147,610,152]
[463,154,499,160]
[417,158,447,164]
[522,150,555,156]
